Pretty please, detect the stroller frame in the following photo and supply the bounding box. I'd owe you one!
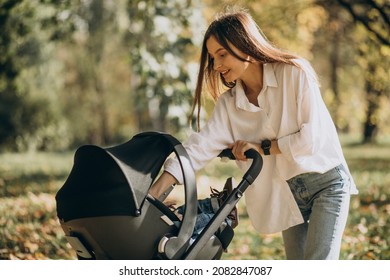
[56,131,262,260]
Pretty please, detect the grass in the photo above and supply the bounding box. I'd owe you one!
[0,136,389,260]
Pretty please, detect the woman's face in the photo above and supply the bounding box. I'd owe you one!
[206,35,251,83]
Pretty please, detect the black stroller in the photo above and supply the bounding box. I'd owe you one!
[56,132,262,260]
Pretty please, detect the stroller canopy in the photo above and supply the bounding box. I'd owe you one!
[56,132,183,222]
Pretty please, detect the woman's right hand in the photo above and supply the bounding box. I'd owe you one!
[229,139,280,159]
[228,140,261,161]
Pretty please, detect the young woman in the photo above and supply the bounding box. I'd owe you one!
[149,9,357,260]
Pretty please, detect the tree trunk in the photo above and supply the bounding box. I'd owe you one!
[362,64,381,143]
[330,19,341,130]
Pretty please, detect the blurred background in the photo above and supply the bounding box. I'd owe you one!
[0,0,389,260]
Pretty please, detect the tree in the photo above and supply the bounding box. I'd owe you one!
[1,0,34,148]
[205,0,390,142]
[58,0,121,146]
[325,0,390,142]
[359,39,390,143]
[333,0,389,46]
[48,0,138,147]
[0,0,74,150]
[125,0,205,133]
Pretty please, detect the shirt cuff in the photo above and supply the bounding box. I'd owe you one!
[277,136,294,162]
[164,157,184,185]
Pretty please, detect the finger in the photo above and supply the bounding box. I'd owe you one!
[230,140,250,161]
[232,143,247,161]
[237,141,249,161]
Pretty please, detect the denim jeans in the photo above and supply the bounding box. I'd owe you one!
[282,164,351,260]
[177,198,232,240]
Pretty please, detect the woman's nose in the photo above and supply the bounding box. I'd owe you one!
[214,62,222,71]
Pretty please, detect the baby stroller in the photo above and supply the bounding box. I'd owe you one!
[56,131,262,260]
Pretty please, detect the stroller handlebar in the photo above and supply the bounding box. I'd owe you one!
[184,148,263,259]
[218,148,263,185]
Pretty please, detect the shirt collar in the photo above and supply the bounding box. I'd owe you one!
[232,63,278,112]
[263,63,278,88]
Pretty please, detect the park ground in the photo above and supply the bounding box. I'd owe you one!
[0,135,389,260]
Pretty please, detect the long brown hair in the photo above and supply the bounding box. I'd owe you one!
[191,9,315,130]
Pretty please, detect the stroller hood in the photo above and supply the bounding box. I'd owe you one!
[55,132,262,259]
[56,132,182,222]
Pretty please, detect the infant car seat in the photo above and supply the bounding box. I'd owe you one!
[56,132,239,260]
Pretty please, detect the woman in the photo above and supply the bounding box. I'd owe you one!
[149,9,357,260]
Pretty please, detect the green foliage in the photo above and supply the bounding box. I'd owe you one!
[0,0,389,149]
[126,0,205,132]
[0,0,37,148]
[1,0,207,150]
[54,0,135,147]
[0,0,74,151]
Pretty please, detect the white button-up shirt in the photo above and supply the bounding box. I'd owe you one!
[165,61,357,234]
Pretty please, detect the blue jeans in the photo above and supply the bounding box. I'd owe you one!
[282,164,351,259]
[177,198,232,240]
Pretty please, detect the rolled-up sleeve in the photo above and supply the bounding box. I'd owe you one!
[277,70,326,163]
[164,95,234,184]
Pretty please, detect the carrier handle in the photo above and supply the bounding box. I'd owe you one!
[156,135,198,260]
[218,148,263,185]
